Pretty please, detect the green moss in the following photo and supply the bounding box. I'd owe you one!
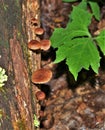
[0,67,8,88]
[0,1,8,12]
[0,40,9,48]
[17,119,26,130]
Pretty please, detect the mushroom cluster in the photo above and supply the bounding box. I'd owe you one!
[28,18,53,126]
[28,21,51,52]
[28,39,51,51]
[28,22,52,86]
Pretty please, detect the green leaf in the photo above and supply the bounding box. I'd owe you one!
[50,28,71,48]
[51,1,101,80]
[95,30,105,55]
[54,48,66,63]
[62,0,78,2]
[89,1,100,21]
[66,38,100,80]
[67,22,91,38]
[54,41,74,63]
[70,6,92,26]
[51,23,90,49]
[77,0,87,10]
[51,6,92,48]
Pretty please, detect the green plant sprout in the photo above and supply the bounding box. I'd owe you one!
[0,67,8,87]
[0,109,3,126]
[50,0,105,80]
[33,114,40,128]
[0,109,3,119]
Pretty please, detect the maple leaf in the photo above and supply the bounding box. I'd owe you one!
[95,30,105,55]
[50,2,101,80]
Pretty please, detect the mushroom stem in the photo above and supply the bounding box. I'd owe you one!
[28,39,42,70]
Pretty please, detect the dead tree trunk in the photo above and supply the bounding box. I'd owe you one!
[0,0,40,130]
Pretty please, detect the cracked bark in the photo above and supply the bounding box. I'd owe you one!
[0,0,40,130]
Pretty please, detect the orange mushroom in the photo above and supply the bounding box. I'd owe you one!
[35,27,44,35]
[31,68,52,84]
[31,18,38,26]
[40,40,51,51]
[36,91,46,101]
[28,40,41,50]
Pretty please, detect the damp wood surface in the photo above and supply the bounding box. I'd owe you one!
[0,0,40,130]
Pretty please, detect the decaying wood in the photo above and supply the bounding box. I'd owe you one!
[22,0,42,128]
[9,31,34,130]
[22,0,41,71]
[1,0,41,129]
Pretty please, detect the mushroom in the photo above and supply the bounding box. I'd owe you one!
[31,18,38,26]
[28,40,41,50]
[31,68,52,84]
[35,27,44,35]
[36,91,46,101]
[40,40,51,51]
[28,39,51,51]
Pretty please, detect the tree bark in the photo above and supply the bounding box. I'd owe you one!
[0,0,40,130]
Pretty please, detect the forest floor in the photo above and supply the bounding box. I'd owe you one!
[39,1,105,130]
[40,64,105,130]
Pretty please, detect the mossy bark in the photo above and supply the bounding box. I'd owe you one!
[0,0,40,130]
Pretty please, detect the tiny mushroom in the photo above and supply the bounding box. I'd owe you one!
[31,68,52,84]
[36,91,46,101]
[28,39,51,51]
[28,40,41,50]
[31,18,38,26]
[35,27,44,35]
[40,40,51,51]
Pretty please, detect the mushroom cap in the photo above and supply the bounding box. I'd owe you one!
[32,68,52,84]
[31,18,38,26]
[35,27,44,35]
[36,91,46,101]
[40,40,51,51]
[28,40,41,50]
